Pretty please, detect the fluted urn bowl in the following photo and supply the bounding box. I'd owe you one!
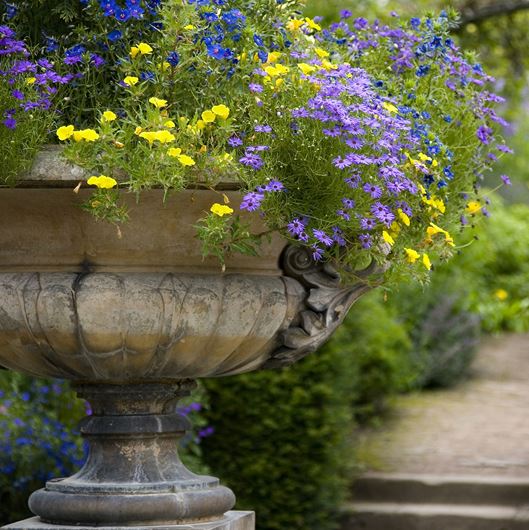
[0,148,374,530]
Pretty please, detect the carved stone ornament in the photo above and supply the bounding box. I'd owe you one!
[0,154,378,530]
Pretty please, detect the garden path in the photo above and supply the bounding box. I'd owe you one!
[342,333,529,529]
[354,333,529,477]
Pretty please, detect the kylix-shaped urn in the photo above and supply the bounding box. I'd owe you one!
[0,149,374,530]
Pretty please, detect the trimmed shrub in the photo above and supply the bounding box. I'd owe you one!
[203,342,357,530]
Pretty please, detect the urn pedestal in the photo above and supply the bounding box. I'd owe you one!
[0,149,374,529]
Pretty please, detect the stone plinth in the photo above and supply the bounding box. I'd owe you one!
[3,512,255,530]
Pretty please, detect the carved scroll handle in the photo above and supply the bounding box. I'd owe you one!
[263,245,383,369]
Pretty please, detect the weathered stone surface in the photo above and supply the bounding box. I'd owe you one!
[0,272,296,380]
[25,382,236,527]
[3,511,255,530]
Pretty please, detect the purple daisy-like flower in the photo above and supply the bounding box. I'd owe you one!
[287,218,305,236]
[500,174,512,186]
[264,179,284,192]
[312,245,324,261]
[497,144,513,154]
[249,83,263,93]
[359,233,372,249]
[313,229,333,247]
[363,182,382,198]
[345,174,362,188]
[342,198,355,209]
[228,135,243,147]
[360,217,376,230]
[239,152,264,170]
[337,209,351,221]
[240,192,265,212]
[371,202,395,227]
[255,124,272,133]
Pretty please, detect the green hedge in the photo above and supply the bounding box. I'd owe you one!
[203,346,356,530]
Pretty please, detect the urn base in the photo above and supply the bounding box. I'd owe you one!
[2,512,255,530]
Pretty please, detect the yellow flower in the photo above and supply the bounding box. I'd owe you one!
[184,24,196,30]
[130,46,140,59]
[87,175,117,189]
[405,248,420,263]
[154,130,175,143]
[177,154,196,166]
[321,59,338,71]
[382,231,395,246]
[149,97,168,108]
[314,47,330,58]
[26,77,36,85]
[398,209,410,226]
[113,141,125,149]
[382,101,398,114]
[305,17,321,31]
[275,64,289,75]
[210,203,234,217]
[164,120,176,128]
[494,289,508,301]
[286,18,304,31]
[196,120,206,130]
[212,104,230,120]
[167,147,182,157]
[124,76,139,86]
[139,131,157,144]
[422,253,432,270]
[102,110,117,122]
[56,125,75,141]
[137,42,153,55]
[267,51,282,63]
[201,110,216,123]
[426,222,455,246]
[134,126,143,135]
[298,63,317,75]
[466,201,482,215]
[199,145,207,153]
[275,78,284,89]
[73,129,100,142]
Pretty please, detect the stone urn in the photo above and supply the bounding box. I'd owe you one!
[0,148,376,530]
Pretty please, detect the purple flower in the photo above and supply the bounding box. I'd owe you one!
[90,54,105,68]
[497,144,513,154]
[345,174,361,188]
[312,245,324,261]
[313,229,333,247]
[228,135,243,147]
[249,83,263,93]
[500,174,512,186]
[239,153,264,170]
[337,209,351,221]
[3,117,16,129]
[359,233,372,249]
[363,182,382,198]
[342,198,355,209]
[255,124,272,133]
[288,218,306,236]
[264,179,284,192]
[476,125,493,145]
[240,192,265,211]
[371,202,395,226]
[360,217,376,230]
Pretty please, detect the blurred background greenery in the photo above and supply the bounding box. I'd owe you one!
[2,0,529,529]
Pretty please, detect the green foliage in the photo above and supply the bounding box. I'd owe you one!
[321,290,414,420]
[203,345,357,530]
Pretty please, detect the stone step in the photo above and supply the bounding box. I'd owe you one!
[352,473,529,506]
[341,502,529,530]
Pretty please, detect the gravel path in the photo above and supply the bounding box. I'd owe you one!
[355,334,529,477]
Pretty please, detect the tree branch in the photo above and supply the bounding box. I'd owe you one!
[459,0,529,25]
